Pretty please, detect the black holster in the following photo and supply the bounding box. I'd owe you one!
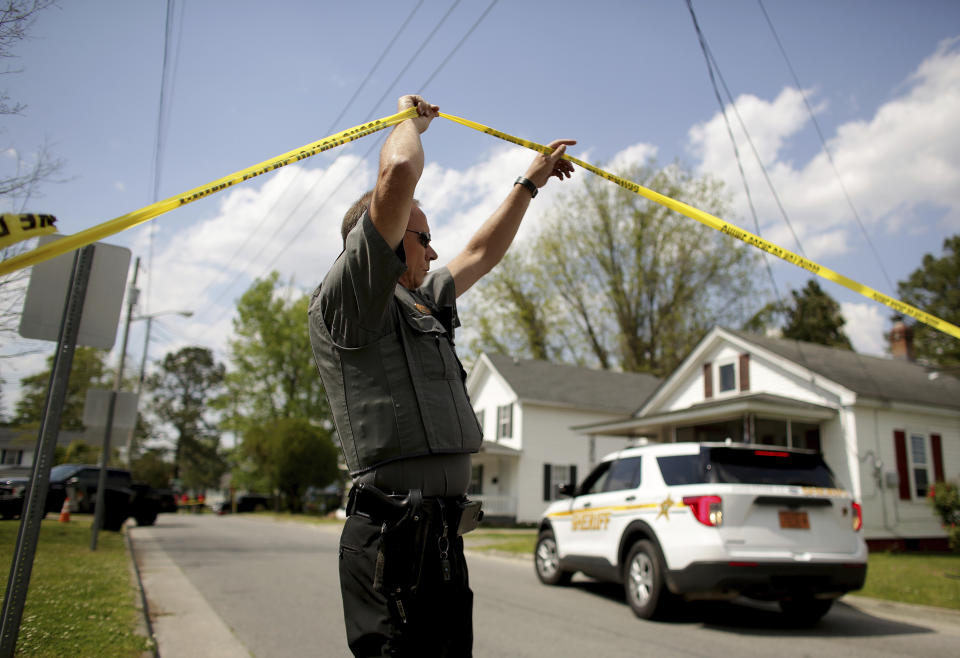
[346,484,429,595]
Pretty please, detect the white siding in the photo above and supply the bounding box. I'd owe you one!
[655,342,845,414]
[470,366,520,448]
[851,404,959,541]
[515,404,631,523]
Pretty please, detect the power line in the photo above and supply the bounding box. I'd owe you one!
[191,0,426,307]
[757,0,896,293]
[195,0,481,320]
[419,0,498,93]
[146,0,184,314]
[253,0,498,282]
[685,0,785,311]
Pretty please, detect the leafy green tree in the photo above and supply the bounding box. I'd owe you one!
[148,346,226,491]
[12,346,111,430]
[222,272,330,433]
[473,251,561,362]
[466,162,764,376]
[895,234,960,366]
[130,447,175,490]
[54,439,101,465]
[781,279,853,349]
[240,418,339,512]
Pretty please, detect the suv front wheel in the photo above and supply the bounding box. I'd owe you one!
[624,539,672,619]
[534,529,572,586]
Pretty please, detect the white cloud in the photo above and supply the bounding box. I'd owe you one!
[841,301,887,356]
[127,153,375,364]
[687,37,960,260]
[418,139,659,264]
[607,143,658,173]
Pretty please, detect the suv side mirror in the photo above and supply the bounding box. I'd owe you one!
[558,483,576,498]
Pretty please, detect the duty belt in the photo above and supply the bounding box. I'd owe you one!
[345,482,482,535]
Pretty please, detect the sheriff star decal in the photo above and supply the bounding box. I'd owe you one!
[657,495,674,521]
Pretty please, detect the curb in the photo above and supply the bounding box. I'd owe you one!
[125,525,160,658]
[841,594,960,632]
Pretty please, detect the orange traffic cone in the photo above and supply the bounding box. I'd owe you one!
[58,497,70,523]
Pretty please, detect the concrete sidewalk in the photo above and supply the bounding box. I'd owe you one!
[129,524,253,658]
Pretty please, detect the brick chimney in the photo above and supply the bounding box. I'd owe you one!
[889,316,915,361]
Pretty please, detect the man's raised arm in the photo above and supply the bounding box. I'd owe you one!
[448,138,576,297]
[369,95,439,250]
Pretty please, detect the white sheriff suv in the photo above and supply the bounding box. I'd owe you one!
[534,442,867,624]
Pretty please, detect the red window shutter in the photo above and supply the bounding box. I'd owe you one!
[893,430,911,500]
[931,433,945,483]
[703,363,713,398]
[739,353,750,392]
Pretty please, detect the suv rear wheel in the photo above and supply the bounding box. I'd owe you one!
[624,539,672,619]
[534,529,572,586]
[778,595,834,625]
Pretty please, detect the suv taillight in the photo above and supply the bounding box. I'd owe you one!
[683,495,723,527]
[851,501,863,532]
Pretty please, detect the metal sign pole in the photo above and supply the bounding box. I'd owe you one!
[0,244,96,657]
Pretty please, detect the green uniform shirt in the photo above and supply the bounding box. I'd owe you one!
[309,212,482,476]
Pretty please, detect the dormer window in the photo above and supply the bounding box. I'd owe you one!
[704,353,750,398]
[719,363,736,393]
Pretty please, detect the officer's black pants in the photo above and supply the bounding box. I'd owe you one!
[339,512,473,657]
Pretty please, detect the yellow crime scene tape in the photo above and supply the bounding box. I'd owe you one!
[0,213,57,250]
[0,107,419,278]
[1,106,957,342]
[440,112,960,341]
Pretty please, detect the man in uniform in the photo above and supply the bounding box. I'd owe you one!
[308,94,574,657]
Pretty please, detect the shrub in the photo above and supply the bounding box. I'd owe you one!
[928,481,960,552]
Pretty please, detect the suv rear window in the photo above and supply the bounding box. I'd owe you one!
[657,447,838,488]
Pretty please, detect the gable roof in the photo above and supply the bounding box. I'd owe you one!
[483,352,661,414]
[726,328,960,410]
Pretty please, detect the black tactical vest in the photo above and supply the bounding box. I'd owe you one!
[310,281,483,476]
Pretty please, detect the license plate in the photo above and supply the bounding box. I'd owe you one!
[778,510,809,529]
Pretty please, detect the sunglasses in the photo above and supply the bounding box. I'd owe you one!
[406,229,432,248]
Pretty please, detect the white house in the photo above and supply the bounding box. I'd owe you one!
[466,352,660,524]
[0,428,90,468]
[578,325,960,550]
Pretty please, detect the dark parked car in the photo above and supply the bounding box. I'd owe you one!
[0,474,32,520]
[0,464,167,530]
[214,493,272,515]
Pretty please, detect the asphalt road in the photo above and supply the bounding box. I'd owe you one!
[132,514,960,658]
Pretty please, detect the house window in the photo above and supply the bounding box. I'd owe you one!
[1,450,22,465]
[755,418,788,447]
[468,464,483,496]
[676,418,744,443]
[718,363,736,393]
[790,421,821,452]
[543,463,576,501]
[910,434,930,498]
[496,404,513,439]
[894,430,944,501]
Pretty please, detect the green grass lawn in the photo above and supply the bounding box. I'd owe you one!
[858,551,960,610]
[0,517,151,657]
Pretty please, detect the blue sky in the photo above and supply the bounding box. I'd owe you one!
[2,0,960,414]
